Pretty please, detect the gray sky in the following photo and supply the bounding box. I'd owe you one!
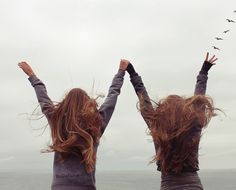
[1,0,236,172]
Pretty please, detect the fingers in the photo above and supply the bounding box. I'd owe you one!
[18,61,28,68]
[18,61,35,76]
[120,59,130,64]
[209,55,219,65]
[119,59,130,70]
[18,62,25,69]
[209,55,216,63]
[211,58,218,64]
[205,52,209,61]
[205,53,218,64]
[120,59,130,66]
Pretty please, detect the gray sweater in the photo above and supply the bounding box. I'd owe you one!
[129,68,209,189]
[28,69,125,190]
[129,68,208,173]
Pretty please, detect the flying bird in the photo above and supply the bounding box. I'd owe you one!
[226,19,235,23]
[212,46,220,51]
[223,29,230,33]
[215,37,223,40]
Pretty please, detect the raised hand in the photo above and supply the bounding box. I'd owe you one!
[201,52,218,73]
[119,59,130,71]
[205,52,218,65]
[18,61,35,76]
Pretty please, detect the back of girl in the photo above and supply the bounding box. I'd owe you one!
[18,60,129,190]
[126,53,218,189]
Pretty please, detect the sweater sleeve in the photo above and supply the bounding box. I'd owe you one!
[28,75,54,118]
[129,72,153,128]
[194,70,208,95]
[194,71,208,95]
[194,61,212,95]
[99,69,125,134]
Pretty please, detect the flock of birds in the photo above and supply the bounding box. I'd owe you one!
[212,10,236,51]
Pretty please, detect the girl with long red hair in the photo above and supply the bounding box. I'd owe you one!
[126,53,218,189]
[18,60,129,190]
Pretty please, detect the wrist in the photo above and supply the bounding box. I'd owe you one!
[201,61,213,73]
[28,72,35,77]
[127,63,136,75]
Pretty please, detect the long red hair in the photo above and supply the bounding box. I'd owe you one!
[47,88,102,173]
[140,95,217,174]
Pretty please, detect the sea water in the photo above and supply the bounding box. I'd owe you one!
[0,170,236,190]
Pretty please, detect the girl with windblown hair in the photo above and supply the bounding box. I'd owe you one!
[126,53,218,190]
[18,60,129,190]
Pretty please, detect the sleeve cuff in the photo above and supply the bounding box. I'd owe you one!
[28,75,41,87]
[200,61,213,73]
[127,63,136,75]
[28,75,38,83]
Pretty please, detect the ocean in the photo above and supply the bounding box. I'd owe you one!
[0,170,236,190]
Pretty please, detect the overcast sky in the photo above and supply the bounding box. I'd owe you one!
[1,0,236,172]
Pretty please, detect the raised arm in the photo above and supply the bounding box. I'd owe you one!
[126,62,153,127]
[18,62,53,118]
[98,60,128,134]
[194,53,217,95]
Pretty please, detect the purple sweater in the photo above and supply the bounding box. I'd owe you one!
[129,65,209,190]
[28,69,125,190]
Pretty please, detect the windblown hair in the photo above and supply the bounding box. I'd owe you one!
[48,88,102,173]
[140,95,217,174]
